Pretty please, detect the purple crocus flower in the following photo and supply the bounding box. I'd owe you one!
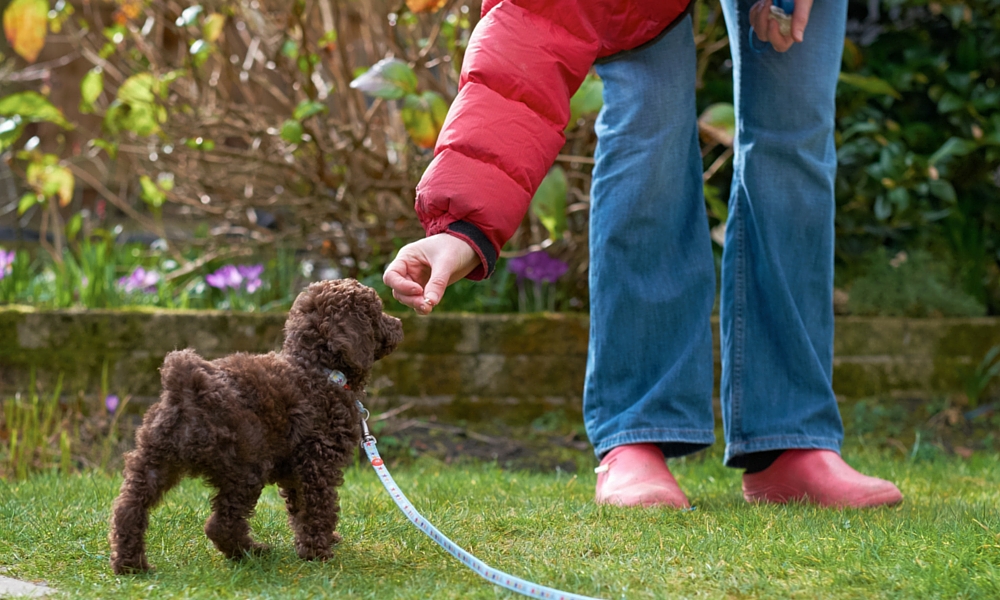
[205,265,243,290]
[105,394,119,413]
[0,248,15,279]
[237,264,264,280]
[117,267,160,293]
[206,264,264,293]
[507,251,569,283]
[238,264,264,293]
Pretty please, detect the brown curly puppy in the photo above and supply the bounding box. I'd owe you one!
[109,279,402,574]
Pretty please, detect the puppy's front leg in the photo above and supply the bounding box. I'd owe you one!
[288,447,345,560]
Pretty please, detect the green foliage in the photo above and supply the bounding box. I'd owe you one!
[847,249,986,317]
[531,166,568,241]
[1,373,66,480]
[567,74,604,128]
[835,0,1000,311]
[349,57,419,100]
[965,344,1000,408]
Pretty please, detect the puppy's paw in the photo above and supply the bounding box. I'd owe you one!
[295,544,332,562]
[331,532,343,545]
[232,542,271,560]
[111,554,153,575]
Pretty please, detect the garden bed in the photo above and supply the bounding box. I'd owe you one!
[1,309,999,420]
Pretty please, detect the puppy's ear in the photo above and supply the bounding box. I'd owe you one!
[374,314,403,360]
[327,309,376,375]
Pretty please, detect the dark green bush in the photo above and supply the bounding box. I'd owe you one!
[835,0,1000,312]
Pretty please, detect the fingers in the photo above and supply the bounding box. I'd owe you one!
[791,0,812,43]
[383,264,423,297]
[750,0,810,52]
[769,18,794,52]
[750,0,769,42]
[382,234,481,315]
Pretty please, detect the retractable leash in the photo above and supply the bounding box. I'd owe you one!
[748,0,795,53]
[354,397,605,600]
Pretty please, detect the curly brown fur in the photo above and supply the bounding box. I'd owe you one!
[109,279,402,574]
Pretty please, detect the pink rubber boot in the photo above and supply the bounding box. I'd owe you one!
[594,444,690,508]
[742,449,903,508]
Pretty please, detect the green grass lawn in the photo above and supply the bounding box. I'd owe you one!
[1,449,998,599]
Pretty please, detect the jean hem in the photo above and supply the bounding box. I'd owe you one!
[593,429,716,459]
[724,436,841,468]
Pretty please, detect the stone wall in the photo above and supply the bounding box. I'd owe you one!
[1,307,998,422]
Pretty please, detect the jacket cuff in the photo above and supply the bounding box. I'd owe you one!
[446,221,497,281]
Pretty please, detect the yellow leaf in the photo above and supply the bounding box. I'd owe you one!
[3,0,49,63]
[405,0,447,13]
[203,13,225,43]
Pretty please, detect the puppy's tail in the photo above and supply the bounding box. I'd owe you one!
[159,349,217,402]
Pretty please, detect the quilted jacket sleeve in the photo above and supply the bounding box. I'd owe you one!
[415,0,689,279]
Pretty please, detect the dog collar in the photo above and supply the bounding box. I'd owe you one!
[325,369,350,389]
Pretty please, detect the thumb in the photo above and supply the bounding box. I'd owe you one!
[791,0,813,43]
[422,269,450,308]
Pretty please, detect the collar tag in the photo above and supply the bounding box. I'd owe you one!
[327,369,347,388]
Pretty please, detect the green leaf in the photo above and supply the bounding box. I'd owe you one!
[928,179,957,203]
[349,58,417,100]
[567,74,603,129]
[139,175,166,208]
[175,5,203,27]
[0,92,73,129]
[280,119,303,144]
[32,163,74,206]
[531,166,568,241]
[80,67,104,113]
[837,72,902,100]
[118,73,157,105]
[401,92,448,149]
[190,39,208,56]
[874,194,892,220]
[17,192,37,214]
[281,39,298,60]
[202,13,225,42]
[929,137,978,165]
[319,29,338,47]
[3,0,48,63]
[65,212,82,240]
[90,138,117,159]
[292,100,327,120]
[698,103,736,147]
[887,186,910,211]
[937,92,965,114]
[0,115,23,151]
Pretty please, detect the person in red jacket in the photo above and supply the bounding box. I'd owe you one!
[384,0,903,509]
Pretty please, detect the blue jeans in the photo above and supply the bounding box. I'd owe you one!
[584,0,848,467]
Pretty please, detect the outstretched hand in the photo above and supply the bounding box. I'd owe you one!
[750,0,813,52]
[383,234,480,315]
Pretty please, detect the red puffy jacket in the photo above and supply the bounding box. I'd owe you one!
[414,0,693,279]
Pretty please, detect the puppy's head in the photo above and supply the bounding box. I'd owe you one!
[283,279,403,386]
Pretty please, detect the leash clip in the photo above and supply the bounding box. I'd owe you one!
[356,400,376,444]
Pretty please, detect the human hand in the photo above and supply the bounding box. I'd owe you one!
[750,0,813,52]
[383,233,480,315]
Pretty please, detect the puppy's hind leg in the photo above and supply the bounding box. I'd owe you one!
[204,473,269,560]
[288,456,345,561]
[109,449,181,574]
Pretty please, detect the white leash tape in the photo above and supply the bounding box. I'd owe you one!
[359,413,605,600]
